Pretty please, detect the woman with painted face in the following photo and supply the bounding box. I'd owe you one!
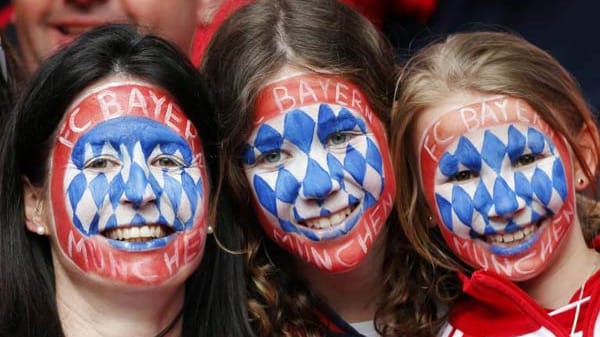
[202,0,438,336]
[0,24,253,337]
[392,31,600,336]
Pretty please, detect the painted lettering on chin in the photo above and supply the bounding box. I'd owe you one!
[66,228,203,283]
[271,193,393,271]
[449,202,574,278]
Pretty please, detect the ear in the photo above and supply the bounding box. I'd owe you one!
[196,0,225,26]
[22,177,48,235]
[573,121,600,191]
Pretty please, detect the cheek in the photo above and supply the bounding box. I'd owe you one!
[246,169,280,217]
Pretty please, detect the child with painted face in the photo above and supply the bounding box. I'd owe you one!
[392,31,600,337]
[202,0,438,336]
[0,24,253,337]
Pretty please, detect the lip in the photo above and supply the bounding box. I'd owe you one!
[484,218,548,256]
[100,223,178,252]
[293,202,362,241]
[49,20,114,47]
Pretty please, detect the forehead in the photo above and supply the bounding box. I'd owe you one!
[417,95,557,162]
[57,78,200,150]
[253,73,381,130]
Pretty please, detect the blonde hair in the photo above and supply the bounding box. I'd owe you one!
[391,31,600,302]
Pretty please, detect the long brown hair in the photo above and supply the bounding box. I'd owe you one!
[391,31,600,307]
[202,0,438,335]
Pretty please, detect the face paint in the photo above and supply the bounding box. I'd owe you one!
[419,96,575,281]
[244,74,395,272]
[51,81,208,285]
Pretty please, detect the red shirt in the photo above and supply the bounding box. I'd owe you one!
[441,269,600,337]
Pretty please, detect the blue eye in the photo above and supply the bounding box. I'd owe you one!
[328,132,348,145]
[264,151,282,163]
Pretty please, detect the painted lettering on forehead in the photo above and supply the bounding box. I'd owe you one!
[255,74,381,134]
[420,97,556,163]
[57,83,200,156]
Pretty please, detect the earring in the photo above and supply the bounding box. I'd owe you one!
[207,225,214,234]
[36,225,47,236]
[578,177,586,185]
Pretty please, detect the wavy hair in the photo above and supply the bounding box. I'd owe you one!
[202,0,439,335]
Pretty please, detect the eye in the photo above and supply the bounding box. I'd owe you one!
[328,132,348,145]
[264,151,282,163]
[84,157,119,170]
[515,153,541,167]
[152,155,185,168]
[451,170,479,182]
[254,150,290,168]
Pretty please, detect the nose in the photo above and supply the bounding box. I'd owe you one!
[490,177,519,218]
[300,158,341,203]
[122,164,155,209]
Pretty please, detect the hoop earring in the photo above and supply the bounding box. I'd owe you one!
[210,226,246,255]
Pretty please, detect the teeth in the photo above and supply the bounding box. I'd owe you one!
[486,224,537,245]
[104,225,169,242]
[304,207,353,229]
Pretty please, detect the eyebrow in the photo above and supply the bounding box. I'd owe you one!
[317,106,363,143]
[252,124,284,154]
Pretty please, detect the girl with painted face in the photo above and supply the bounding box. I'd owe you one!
[392,31,600,337]
[202,0,438,336]
[0,24,253,337]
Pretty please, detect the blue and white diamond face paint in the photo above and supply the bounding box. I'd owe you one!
[66,116,203,249]
[51,81,208,285]
[418,96,575,281]
[244,74,395,272]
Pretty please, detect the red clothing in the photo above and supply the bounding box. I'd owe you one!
[191,0,437,65]
[441,269,600,337]
[0,3,12,30]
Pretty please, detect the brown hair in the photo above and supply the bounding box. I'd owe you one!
[202,0,438,335]
[391,31,600,306]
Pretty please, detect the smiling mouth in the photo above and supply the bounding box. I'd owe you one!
[102,225,175,243]
[483,220,542,247]
[57,25,96,36]
[301,205,357,230]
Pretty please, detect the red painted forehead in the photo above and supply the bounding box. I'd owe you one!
[254,74,386,135]
[57,82,201,153]
[419,96,557,163]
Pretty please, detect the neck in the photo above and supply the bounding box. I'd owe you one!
[519,219,600,309]
[297,233,387,323]
[54,260,184,337]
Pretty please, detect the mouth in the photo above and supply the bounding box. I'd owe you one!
[484,222,539,246]
[302,205,356,230]
[57,25,96,36]
[301,205,357,230]
[101,225,175,243]
[482,218,547,256]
